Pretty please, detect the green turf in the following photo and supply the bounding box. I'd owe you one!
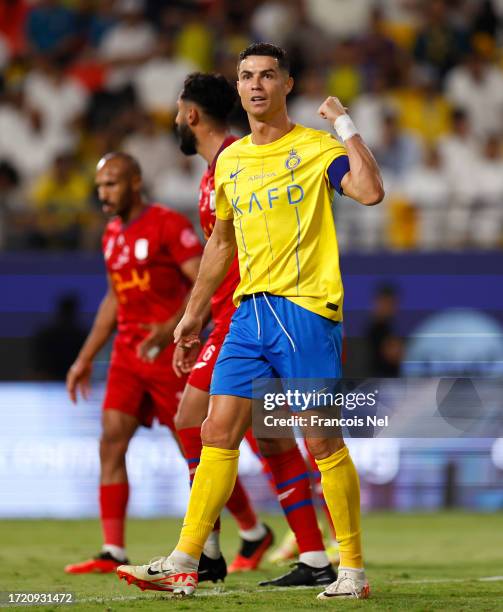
[1,513,502,610]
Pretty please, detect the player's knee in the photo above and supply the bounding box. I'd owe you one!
[174,403,201,431]
[99,430,130,461]
[306,436,345,460]
[200,416,238,449]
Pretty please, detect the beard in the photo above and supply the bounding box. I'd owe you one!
[175,122,198,156]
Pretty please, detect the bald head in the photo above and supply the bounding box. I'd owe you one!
[96,152,143,219]
[96,152,142,178]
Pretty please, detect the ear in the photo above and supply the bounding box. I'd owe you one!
[285,76,294,96]
[131,173,142,193]
[236,79,243,98]
[187,105,200,127]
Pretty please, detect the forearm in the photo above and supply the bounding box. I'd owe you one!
[186,232,235,319]
[343,134,384,206]
[77,292,117,363]
[318,97,384,206]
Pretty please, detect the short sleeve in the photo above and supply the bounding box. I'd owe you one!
[162,211,203,265]
[320,132,348,184]
[214,156,234,221]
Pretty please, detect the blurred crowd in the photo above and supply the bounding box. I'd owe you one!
[0,0,503,251]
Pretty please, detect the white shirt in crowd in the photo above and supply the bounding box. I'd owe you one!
[445,64,503,138]
[134,56,196,114]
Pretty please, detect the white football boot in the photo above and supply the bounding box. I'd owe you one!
[117,556,198,596]
[317,567,370,600]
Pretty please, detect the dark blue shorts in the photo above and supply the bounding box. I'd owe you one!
[210,293,342,399]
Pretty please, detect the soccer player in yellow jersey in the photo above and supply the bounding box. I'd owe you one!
[118,43,384,600]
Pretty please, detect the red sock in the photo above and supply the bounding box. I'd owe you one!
[100,482,129,547]
[225,475,258,530]
[244,429,277,494]
[265,446,325,553]
[177,426,256,531]
[304,443,336,539]
[177,427,202,486]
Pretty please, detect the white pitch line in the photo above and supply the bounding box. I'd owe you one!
[393,575,503,585]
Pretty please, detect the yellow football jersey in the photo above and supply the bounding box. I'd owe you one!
[215,124,347,322]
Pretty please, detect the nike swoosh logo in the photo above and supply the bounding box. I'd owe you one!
[147,567,163,576]
[277,487,296,502]
[230,167,245,179]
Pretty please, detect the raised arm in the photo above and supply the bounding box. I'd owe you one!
[66,275,118,403]
[174,217,236,347]
[318,96,384,206]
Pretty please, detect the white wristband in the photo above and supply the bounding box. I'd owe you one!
[333,114,359,142]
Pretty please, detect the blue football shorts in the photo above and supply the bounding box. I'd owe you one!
[210,293,343,399]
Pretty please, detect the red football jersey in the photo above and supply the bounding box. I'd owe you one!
[199,136,240,329]
[103,204,203,348]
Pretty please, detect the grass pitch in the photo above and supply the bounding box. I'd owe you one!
[1,512,502,610]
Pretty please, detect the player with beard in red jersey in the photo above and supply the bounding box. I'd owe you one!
[64,153,204,575]
[172,73,336,586]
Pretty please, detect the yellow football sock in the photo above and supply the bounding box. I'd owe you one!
[176,446,239,559]
[316,446,363,569]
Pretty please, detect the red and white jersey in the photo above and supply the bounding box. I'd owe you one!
[199,136,240,329]
[103,204,203,348]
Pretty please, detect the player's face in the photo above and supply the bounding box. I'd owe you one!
[95,161,135,217]
[237,55,293,120]
[175,97,197,156]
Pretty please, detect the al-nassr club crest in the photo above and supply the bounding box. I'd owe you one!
[285,148,301,171]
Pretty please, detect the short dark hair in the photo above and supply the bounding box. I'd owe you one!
[180,72,237,125]
[238,42,290,74]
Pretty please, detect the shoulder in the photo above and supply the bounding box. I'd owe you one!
[103,216,121,236]
[216,135,249,164]
[149,203,192,228]
[294,124,346,156]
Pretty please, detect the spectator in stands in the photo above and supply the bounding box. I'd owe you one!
[133,37,196,119]
[99,0,156,90]
[374,109,422,177]
[350,72,391,149]
[250,0,297,47]
[0,80,73,179]
[445,50,503,138]
[391,63,451,145]
[402,146,451,250]
[358,6,400,87]
[28,151,93,249]
[413,0,470,79]
[25,0,80,61]
[289,69,329,131]
[152,154,204,222]
[24,55,88,135]
[304,0,374,38]
[122,110,179,194]
[174,5,214,71]
[470,134,503,248]
[0,0,28,56]
[327,40,363,106]
[365,283,402,377]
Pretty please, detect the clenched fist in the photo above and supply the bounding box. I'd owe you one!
[317,96,347,123]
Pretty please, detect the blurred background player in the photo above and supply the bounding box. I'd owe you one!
[173,72,336,586]
[64,152,203,574]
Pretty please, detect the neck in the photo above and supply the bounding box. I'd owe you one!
[121,198,145,224]
[249,110,294,145]
[197,127,230,165]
